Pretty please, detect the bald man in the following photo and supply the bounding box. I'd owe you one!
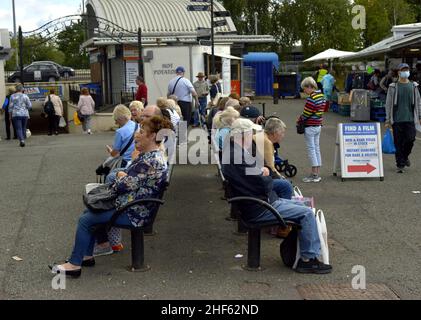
[140,105,163,124]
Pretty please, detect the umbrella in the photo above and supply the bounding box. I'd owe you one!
[304,49,356,62]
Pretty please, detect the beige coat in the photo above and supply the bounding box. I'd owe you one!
[44,94,64,117]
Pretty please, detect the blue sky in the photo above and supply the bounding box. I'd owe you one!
[0,0,81,33]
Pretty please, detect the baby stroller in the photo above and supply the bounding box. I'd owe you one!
[274,143,297,178]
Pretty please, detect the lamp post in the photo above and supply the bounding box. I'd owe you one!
[138,27,144,78]
[211,0,215,75]
[18,26,23,85]
[12,0,18,69]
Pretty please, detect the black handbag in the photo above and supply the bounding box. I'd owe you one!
[83,184,118,213]
[296,122,305,135]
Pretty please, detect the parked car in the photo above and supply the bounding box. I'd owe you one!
[31,61,75,78]
[7,63,60,83]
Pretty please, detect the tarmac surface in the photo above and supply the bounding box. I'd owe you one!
[0,99,421,300]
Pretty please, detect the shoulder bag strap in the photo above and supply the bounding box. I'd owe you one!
[120,124,139,156]
[171,77,183,95]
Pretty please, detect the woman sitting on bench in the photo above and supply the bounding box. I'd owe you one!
[49,116,173,278]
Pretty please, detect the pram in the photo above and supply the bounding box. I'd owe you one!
[273,143,297,178]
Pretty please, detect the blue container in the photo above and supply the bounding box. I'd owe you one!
[243,52,279,96]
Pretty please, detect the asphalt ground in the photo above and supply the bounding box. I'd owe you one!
[0,99,420,300]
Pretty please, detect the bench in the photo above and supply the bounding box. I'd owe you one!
[228,197,301,271]
[96,163,174,272]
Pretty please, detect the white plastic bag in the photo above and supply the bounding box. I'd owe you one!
[26,129,31,138]
[292,208,329,269]
[59,116,67,128]
[315,209,329,265]
[293,186,303,198]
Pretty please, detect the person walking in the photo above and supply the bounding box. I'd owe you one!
[135,76,148,106]
[8,84,32,147]
[385,63,421,174]
[167,66,198,126]
[43,88,64,136]
[297,77,326,183]
[193,72,209,127]
[77,88,95,134]
[2,87,17,140]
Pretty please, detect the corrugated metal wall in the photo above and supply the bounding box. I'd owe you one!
[243,61,274,96]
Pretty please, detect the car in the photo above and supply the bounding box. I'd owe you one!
[31,61,75,78]
[7,63,60,83]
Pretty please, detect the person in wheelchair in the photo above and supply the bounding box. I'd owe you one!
[222,119,332,274]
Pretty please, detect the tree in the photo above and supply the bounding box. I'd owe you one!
[56,21,89,69]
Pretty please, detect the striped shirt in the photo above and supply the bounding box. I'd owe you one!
[299,90,326,127]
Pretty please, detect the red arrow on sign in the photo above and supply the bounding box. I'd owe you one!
[347,163,376,174]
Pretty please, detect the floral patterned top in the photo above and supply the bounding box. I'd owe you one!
[114,150,168,227]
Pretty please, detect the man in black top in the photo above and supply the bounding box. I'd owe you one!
[222,118,332,274]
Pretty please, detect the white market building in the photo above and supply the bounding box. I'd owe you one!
[83,0,275,105]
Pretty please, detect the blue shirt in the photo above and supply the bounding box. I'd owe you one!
[215,127,231,150]
[168,76,195,103]
[113,120,137,162]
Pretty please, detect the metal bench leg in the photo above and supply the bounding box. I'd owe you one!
[129,229,150,272]
[244,228,262,271]
[235,218,248,235]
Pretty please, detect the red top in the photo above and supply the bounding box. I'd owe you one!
[135,84,148,104]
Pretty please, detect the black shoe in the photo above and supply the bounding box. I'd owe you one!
[48,133,53,136]
[397,166,405,174]
[295,258,332,274]
[19,141,25,147]
[65,258,95,267]
[49,264,82,278]
[405,160,411,168]
[55,132,59,136]
[6,137,11,140]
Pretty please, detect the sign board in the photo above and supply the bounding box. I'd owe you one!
[333,123,384,181]
[126,61,139,90]
[213,19,228,28]
[187,5,210,11]
[124,45,139,61]
[34,71,42,81]
[25,86,64,101]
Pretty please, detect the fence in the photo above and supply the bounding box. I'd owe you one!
[243,66,256,97]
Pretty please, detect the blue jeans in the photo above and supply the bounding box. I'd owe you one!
[12,117,28,142]
[272,179,293,200]
[249,199,320,260]
[305,126,322,167]
[193,97,208,126]
[69,209,132,266]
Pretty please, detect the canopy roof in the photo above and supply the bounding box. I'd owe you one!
[304,49,356,62]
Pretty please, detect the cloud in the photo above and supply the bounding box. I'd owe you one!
[0,0,80,32]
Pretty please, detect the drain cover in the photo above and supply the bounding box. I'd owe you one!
[297,283,400,300]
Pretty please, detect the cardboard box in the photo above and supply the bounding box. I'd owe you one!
[338,92,350,105]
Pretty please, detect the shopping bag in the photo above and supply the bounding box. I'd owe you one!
[73,111,82,126]
[293,186,303,198]
[26,129,31,138]
[59,116,67,128]
[382,128,396,154]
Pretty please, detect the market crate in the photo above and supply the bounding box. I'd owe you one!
[338,92,351,105]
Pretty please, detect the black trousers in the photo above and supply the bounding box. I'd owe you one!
[178,101,192,125]
[48,115,60,135]
[392,122,416,167]
[4,108,17,139]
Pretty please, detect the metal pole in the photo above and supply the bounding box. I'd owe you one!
[211,0,215,75]
[254,12,258,35]
[18,26,24,86]
[12,0,18,69]
[138,27,144,78]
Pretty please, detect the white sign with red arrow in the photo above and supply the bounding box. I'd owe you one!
[334,123,384,181]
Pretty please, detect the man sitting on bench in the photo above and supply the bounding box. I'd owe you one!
[221,118,332,274]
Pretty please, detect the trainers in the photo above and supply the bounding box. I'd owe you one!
[112,244,124,252]
[93,245,114,257]
[302,175,321,183]
[295,258,333,274]
[397,167,405,174]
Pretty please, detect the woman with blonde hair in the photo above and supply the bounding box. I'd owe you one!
[214,106,240,150]
[129,100,144,124]
[77,87,95,134]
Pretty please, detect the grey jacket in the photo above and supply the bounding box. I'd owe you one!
[385,81,421,132]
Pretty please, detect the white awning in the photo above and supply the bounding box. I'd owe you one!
[304,49,356,62]
[211,52,243,60]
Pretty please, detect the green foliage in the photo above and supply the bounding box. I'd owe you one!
[56,21,89,69]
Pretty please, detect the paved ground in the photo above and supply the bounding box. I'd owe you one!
[0,99,421,300]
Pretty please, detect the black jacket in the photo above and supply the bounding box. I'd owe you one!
[222,140,278,221]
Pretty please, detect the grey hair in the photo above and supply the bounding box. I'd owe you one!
[219,107,240,128]
[113,104,132,122]
[301,77,318,90]
[265,118,287,135]
[15,84,23,92]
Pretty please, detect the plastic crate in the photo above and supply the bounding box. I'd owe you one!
[338,104,351,116]
[370,99,385,109]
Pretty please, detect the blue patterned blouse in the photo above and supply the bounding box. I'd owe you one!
[114,150,168,227]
